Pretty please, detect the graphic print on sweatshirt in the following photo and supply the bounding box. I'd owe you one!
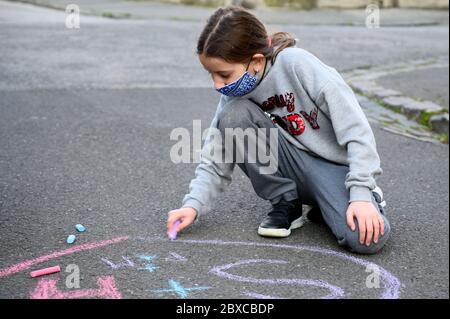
[260,92,320,136]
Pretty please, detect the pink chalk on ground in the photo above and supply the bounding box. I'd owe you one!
[30,275,122,299]
[168,220,181,240]
[0,236,129,278]
[30,265,61,278]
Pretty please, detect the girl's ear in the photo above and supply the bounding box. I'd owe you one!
[251,53,265,61]
[251,53,266,72]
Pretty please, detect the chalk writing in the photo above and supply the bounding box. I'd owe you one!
[0,236,129,278]
[152,279,210,298]
[101,256,135,270]
[139,238,401,299]
[211,259,343,299]
[138,255,158,273]
[165,252,187,262]
[30,275,122,299]
[0,236,401,299]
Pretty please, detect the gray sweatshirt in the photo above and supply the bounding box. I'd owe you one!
[182,47,382,217]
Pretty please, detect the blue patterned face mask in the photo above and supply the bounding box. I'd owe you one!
[216,62,259,97]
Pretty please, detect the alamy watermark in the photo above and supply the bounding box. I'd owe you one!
[365,264,381,289]
[365,3,380,29]
[170,120,279,175]
[65,264,80,289]
[65,4,80,29]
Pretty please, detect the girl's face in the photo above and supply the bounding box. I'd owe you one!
[199,53,266,90]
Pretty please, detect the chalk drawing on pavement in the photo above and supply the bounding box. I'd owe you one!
[152,279,210,298]
[0,236,401,299]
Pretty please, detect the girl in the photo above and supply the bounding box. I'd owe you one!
[167,5,390,255]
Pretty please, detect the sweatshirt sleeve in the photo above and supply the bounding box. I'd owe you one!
[294,50,382,202]
[317,79,382,202]
[181,104,236,217]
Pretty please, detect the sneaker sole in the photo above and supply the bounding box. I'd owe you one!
[257,213,310,238]
[257,227,291,238]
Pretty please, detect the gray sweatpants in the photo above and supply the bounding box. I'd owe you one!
[216,99,391,255]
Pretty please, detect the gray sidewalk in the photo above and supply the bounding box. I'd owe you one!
[7,0,450,25]
[0,0,448,299]
[5,0,450,137]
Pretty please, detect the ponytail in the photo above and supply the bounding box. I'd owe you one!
[268,32,297,64]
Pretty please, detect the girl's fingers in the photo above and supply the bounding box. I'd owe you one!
[379,216,385,236]
[177,219,188,233]
[357,215,366,245]
[167,211,181,231]
[365,218,374,246]
[166,216,173,232]
[178,216,195,232]
[372,217,380,244]
[346,210,356,231]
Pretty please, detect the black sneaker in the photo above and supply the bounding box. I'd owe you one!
[304,205,323,224]
[257,199,309,238]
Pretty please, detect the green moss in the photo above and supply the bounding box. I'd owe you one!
[378,100,403,115]
[439,133,449,144]
[131,0,316,9]
[264,0,317,10]
[169,16,199,21]
[380,118,402,126]
[102,12,114,18]
[102,11,133,19]
[420,109,448,129]
[420,111,433,127]
[180,0,224,7]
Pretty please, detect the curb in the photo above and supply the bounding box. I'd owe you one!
[429,113,449,135]
[344,57,449,136]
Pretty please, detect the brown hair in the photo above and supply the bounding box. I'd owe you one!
[197,5,297,65]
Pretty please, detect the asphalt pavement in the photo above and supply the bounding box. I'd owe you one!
[0,0,448,299]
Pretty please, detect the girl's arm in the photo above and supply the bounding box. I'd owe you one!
[317,78,382,203]
[297,54,385,246]
[181,103,236,218]
[294,50,382,202]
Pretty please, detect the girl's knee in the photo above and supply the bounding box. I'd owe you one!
[217,99,273,131]
[341,220,391,255]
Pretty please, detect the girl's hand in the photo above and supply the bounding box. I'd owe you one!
[167,207,198,235]
[346,201,385,246]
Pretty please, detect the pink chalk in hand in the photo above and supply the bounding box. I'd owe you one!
[168,220,181,240]
[30,265,61,278]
